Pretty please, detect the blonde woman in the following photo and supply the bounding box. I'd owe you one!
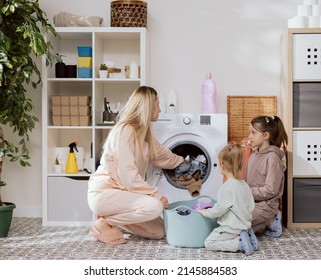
[88,86,184,244]
[199,144,258,256]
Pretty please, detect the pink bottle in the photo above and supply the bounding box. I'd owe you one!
[201,72,216,113]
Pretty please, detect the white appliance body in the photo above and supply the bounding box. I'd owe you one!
[149,113,228,203]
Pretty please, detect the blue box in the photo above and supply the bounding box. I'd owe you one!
[163,196,218,248]
[78,68,92,78]
[77,46,92,57]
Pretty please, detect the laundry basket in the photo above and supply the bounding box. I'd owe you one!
[163,196,218,248]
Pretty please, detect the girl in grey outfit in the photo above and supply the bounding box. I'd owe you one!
[200,144,258,256]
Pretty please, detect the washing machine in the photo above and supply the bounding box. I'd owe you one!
[148,113,228,203]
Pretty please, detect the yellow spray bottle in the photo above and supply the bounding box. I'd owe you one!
[65,141,79,174]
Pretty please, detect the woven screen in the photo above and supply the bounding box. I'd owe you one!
[227,96,277,142]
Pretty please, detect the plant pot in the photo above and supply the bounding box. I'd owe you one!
[54,164,63,173]
[0,202,16,237]
[99,70,108,79]
[55,62,66,78]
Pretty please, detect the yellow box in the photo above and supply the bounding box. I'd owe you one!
[77,57,92,68]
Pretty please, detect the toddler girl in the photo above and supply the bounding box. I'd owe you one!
[199,144,258,256]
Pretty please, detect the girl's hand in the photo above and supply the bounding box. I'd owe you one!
[199,209,207,216]
[160,196,169,209]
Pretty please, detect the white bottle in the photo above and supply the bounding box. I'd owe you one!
[201,72,216,113]
[130,61,138,79]
[167,87,177,114]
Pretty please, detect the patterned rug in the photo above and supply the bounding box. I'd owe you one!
[1,218,321,260]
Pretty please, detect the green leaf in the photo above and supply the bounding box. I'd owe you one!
[0,0,58,172]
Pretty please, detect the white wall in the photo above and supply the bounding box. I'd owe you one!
[3,0,301,217]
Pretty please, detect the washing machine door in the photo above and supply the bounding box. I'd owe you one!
[147,133,221,202]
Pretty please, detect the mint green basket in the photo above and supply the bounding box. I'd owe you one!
[163,196,218,248]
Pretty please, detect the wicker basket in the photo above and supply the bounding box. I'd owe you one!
[227,96,277,142]
[111,0,147,27]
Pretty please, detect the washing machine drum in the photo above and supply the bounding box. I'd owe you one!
[147,139,218,190]
[164,141,212,188]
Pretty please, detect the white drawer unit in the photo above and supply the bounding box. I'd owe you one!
[284,29,321,228]
[293,34,321,80]
[47,176,92,225]
[293,131,321,176]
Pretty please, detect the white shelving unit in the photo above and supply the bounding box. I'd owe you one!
[42,27,149,226]
[283,28,321,228]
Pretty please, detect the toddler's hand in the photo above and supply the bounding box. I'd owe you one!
[160,196,169,209]
[199,209,207,216]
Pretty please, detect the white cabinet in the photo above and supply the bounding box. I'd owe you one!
[42,27,149,225]
[284,28,321,228]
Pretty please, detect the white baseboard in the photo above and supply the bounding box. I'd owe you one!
[13,207,42,218]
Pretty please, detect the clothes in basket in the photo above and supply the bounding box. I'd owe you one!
[163,196,218,248]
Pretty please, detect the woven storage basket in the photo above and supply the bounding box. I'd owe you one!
[111,0,147,27]
[227,96,277,142]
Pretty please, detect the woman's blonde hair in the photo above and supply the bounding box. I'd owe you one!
[105,86,158,159]
[218,144,243,179]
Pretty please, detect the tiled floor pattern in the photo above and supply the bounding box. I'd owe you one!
[1,218,321,260]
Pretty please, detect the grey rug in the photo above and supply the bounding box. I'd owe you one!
[1,218,321,260]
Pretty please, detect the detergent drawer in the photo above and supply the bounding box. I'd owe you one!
[47,176,92,223]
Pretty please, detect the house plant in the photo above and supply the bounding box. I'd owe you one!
[54,53,66,78]
[54,154,63,173]
[0,0,58,237]
[99,63,108,79]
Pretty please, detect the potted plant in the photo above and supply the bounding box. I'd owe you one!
[54,154,63,173]
[0,0,58,237]
[99,63,108,79]
[54,53,66,78]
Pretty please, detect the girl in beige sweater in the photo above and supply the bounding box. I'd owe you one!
[246,115,288,237]
[88,86,184,244]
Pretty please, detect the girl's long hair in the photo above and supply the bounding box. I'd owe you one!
[251,115,288,149]
[104,86,158,159]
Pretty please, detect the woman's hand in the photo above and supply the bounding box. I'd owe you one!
[160,196,169,209]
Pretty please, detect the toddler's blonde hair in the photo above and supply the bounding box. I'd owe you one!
[218,144,243,179]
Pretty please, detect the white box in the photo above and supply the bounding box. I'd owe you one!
[293,131,321,175]
[293,34,321,79]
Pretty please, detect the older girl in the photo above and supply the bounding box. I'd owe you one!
[246,115,288,237]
